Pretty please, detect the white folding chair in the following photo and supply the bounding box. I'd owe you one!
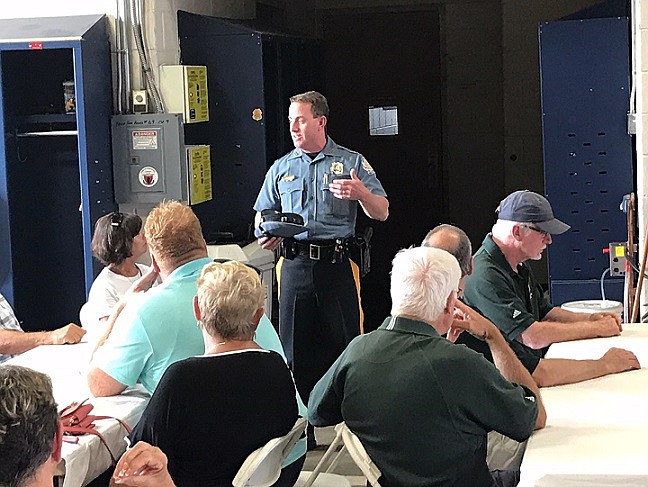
[298,423,381,487]
[232,417,307,487]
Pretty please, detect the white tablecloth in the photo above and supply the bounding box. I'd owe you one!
[519,324,648,486]
[5,342,149,487]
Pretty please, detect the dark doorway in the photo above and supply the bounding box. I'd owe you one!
[323,9,444,330]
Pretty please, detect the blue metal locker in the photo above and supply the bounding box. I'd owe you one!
[0,15,114,330]
[539,15,633,305]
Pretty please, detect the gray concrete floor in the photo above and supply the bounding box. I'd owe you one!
[302,426,365,486]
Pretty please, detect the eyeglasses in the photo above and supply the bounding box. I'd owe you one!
[521,224,549,239]
[110,212,124,228]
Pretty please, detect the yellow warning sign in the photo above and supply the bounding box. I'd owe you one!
[188,145,212,205]
[186,66,209,123]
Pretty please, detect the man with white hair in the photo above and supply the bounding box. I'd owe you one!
[309,246,545,486]
[464,190,623,362]
[424,224,639,387]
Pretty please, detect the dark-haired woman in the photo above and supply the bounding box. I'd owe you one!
[80,212,150,330]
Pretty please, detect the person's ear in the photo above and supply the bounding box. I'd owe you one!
[253,308,264,325]
[52,421,63,463]
[444,291,456,314]
[193,295,201,321]
[320,115,327,129]
[151,255,161,273]
[512,224,524,241]
[468,256,474,276]
[251,308,264,334]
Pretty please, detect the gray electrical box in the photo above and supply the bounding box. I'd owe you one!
[112,114,188,204]
[608,242,627,277]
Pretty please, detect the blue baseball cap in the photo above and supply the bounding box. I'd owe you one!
[496,190,570,235]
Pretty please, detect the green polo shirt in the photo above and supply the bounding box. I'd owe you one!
[464,235,554,346]
[308,316,538,487]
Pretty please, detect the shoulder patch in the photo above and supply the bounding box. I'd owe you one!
[362,158,375,174]
[332,143,360,156]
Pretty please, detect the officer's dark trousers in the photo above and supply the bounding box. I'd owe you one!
[279,254,360,403]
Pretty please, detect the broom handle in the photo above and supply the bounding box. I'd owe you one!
[631,222,648,322]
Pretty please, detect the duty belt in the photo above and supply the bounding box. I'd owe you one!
[293,238,352,263]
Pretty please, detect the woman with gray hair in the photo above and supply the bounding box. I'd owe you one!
[128,260,298,487]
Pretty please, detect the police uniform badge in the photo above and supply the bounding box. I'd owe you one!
[331,161,344,175]
[361,158,375,174]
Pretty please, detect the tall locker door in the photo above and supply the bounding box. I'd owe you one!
[539,17,633,305]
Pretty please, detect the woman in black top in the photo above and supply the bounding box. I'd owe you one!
[129,261,298,487]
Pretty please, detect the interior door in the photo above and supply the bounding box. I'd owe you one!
[323,9,444,330]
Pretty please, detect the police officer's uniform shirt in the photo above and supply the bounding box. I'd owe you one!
[0,293,23,363]
[254,138,387,240]
[464,235,554,358]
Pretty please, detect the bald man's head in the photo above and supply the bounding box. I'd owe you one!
[422,224,472,277]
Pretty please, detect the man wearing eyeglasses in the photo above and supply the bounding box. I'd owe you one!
[424,224,639,389]
[463,190,622,361]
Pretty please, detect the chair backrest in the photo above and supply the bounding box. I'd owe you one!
[232,417,307,487]
[339,423,382,487]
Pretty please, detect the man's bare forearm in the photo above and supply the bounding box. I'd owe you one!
[359,193,389,221]
[532,358,608,387]
[0,329,50,355]
[533,347,640,387]
[520,318,619,349]
[92,301,127,357]
[487,331,546,428]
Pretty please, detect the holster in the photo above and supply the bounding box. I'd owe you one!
[351,227,373,277]
[280,237,297,260]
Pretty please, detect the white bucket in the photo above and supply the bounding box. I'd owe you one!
[561,299,623,320]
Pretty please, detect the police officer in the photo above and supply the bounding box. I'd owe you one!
[254,91,388,435]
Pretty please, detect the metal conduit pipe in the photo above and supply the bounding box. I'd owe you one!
[114,0,124,113]
[122,0,132,112]
[129,0,164,112]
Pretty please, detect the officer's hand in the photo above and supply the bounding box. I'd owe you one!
[258,236,283,251]
[329,169,370,201]
[48,323,86,345]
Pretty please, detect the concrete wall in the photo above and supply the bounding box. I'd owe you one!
[0,1,117,18]
[141,0,256,82]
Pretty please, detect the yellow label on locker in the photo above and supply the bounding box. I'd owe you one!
[614,245,625,257]
[185,66,209,123]
[188,146,212,205]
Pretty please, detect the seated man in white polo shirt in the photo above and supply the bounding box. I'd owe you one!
[0,293,86,363]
